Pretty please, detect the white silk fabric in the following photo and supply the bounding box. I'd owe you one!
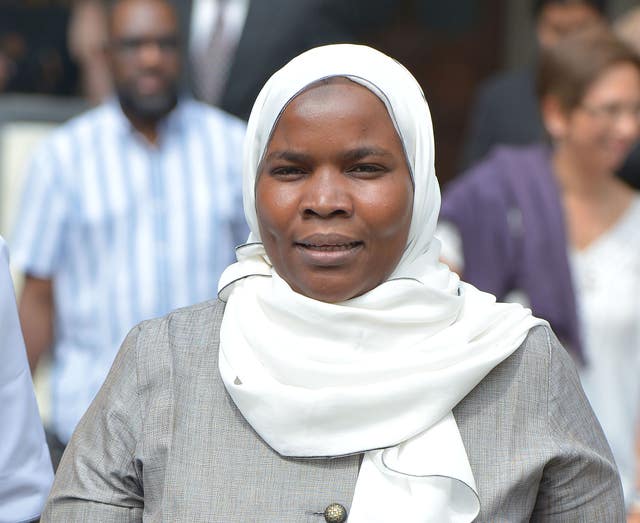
[217,44,545,522]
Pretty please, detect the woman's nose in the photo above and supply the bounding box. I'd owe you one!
[300,168,353,219]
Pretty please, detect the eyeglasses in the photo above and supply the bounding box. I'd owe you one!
[579,102,640,123]
[111,36,179,56]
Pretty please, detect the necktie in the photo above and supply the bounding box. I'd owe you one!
[191,0,234,106]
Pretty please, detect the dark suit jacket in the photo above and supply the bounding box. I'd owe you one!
[177,0,395,120]
[460,67,543,170]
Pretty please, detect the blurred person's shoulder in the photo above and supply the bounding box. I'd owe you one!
[449,143,551,196]
[33,101,125,157]
[55,101,121,135]
[472,143,550,178]
[476,66,535,105]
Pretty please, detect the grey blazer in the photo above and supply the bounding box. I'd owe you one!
[42,299,624,522]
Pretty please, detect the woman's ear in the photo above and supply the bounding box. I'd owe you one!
[540,95,569,141]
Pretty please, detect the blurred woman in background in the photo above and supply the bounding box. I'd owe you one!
[439,28,640,515]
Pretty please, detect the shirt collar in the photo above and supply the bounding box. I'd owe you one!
[104,95,191,146]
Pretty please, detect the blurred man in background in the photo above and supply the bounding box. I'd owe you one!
[11,0,247,468]
[461,0,606,169]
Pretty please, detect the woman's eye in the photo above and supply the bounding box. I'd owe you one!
[271,166,305,177]
[349,164,385,176]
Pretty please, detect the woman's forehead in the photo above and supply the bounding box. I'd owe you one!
[303,75,363,92]
[262,85,399,159]
[265,79,393,143]
[282,80,387,118]
[277,77,386,122]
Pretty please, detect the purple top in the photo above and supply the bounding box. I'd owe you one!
[440,144,583,361]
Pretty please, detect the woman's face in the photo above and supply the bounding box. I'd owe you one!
[549,62,640,173]
[255,79,414,303]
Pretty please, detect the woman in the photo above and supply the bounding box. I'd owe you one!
[43,44,623,522]
[439,28,640,514]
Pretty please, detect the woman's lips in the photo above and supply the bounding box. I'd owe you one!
[295,234,363,266]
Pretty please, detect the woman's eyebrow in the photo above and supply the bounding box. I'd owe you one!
[343,147,392,162]
[264,151,313,163]
[263,147,391,164]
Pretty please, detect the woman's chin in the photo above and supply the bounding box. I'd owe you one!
[290,279,369,304]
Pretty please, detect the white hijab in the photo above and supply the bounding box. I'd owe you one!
[217,44,545,522]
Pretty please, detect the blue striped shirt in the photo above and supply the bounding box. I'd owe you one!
[11,98,248,442]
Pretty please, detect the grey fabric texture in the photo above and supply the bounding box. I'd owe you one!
[42,299,624,522]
